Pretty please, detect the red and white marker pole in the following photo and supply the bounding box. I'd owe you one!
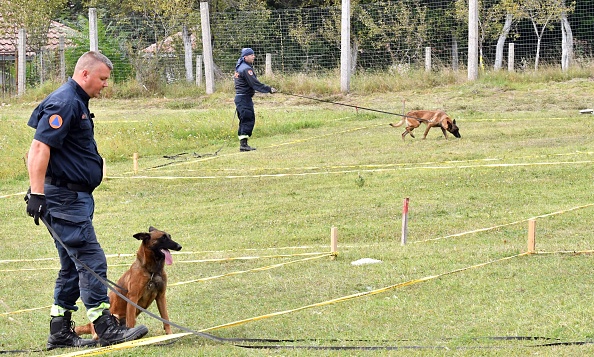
[401,197,409,246]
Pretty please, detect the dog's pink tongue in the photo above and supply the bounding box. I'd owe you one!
[162,249,173,265]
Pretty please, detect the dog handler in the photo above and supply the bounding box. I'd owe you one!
[234,47,277,151]
[25,51,148,349]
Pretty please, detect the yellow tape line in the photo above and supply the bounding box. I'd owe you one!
[413,202,594,244]
[50,333,192,357]
[170,254,331,287]
[0,305,52,316]
[0,249,326,264]
[201,252,530,331]
[177,251,327,264]
[108,159,594,181]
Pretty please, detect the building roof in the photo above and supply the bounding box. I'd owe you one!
[142,31,198,55]
[0,20,76,56]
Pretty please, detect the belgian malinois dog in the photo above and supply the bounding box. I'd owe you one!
[76,227,182,337]
[390,110,461,140]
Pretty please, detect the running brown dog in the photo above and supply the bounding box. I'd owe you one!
[76,227,182,337]
[389,110,461,140]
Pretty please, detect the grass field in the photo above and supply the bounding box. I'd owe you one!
[1,71,594,356]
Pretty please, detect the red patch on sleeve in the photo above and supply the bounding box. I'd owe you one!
[248,70,254,76]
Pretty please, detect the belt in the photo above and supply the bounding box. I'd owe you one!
[45,177,94,193]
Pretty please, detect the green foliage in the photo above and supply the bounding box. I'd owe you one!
[64,16,133,82]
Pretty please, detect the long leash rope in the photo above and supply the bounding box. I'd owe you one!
[281,92,428,121]
[2,220,593,353]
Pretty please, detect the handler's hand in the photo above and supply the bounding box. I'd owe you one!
[26,192,46,225]
[270,87,277,94]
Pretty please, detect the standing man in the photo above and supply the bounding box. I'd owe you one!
[25,51,148,349]
[234,47,277,152]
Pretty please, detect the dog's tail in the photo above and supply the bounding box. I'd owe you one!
[389,119,406,128]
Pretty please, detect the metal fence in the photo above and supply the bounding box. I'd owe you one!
[2,0,594,96]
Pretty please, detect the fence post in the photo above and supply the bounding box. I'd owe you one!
[183,25,193,83]
[425,47,431,72]
[468,0,478,80]
[340,0,351,93]
[195,55,203,87]
[200,2,215,94]
[508,43,515,72]
[59,35,66,82]
[89,8,98,52]
[17,28,26,96]
[265,53,272,77]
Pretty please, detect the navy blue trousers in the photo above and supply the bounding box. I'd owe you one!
[234,94,256,138]
[43,185,109,312]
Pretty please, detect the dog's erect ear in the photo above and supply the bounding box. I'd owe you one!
[453,119,457,124]
[133,233,151,240]
[149,226,156,232]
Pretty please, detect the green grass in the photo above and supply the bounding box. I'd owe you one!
[1,70,594,356]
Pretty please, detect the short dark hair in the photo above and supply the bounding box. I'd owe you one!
[75,51,113,72]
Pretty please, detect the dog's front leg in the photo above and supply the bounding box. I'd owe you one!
[440,127,448,139]
[125,288,142,329]
[155,292,172,334]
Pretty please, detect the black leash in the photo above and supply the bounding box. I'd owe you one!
[39,216,228,344]
[145,146,224,170]
[281,92,428,122]
[3,217,591,352]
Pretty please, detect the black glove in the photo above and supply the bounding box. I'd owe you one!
[26,191,46,226]
[270,87,277,94]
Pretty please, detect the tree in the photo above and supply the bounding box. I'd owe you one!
[518,0,571,70]
[0,0,67,52]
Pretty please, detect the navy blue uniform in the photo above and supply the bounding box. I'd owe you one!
[28,78,109,313]
[234,60,272,138]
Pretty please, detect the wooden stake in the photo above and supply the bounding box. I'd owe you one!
[401,198,409,246]
[330,226,338,259]
[102,158,107,180]
[133,153,139,175]
[527,219,536,253]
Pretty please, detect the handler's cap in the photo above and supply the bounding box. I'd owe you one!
[241,48,255,57]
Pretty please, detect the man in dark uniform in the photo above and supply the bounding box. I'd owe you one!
[25,51,148,349]
[234,48,277,151]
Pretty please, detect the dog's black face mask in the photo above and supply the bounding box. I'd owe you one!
[449,120,461,138]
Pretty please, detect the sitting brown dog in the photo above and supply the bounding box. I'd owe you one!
[76,227,182,337]
[390,110,461,140]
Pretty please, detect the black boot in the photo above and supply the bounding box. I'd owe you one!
[93,309,148,346]
[240,138,256,152]
[47,311,98,350]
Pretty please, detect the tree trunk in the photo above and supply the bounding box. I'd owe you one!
[494,13,513,71]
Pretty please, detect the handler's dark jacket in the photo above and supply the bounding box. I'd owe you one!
[27,78,103,190]
[234,61,271,96]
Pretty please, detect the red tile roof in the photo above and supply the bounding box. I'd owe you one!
[0,21,76,56]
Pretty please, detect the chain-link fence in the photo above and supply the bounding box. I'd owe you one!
[2,0,593,97]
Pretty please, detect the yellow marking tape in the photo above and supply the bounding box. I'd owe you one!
[0,247,327,264]
[0,305,52,316]
[26,249,594,356]
[51,333,192,357]
[152,151,594,175]
[0,264,131,273]
[201,252,531,331]
[413,202,594,244]
[170,254,331,286]
[108,160,594,181]
[0,191,27,199]
[177,251,327,264]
